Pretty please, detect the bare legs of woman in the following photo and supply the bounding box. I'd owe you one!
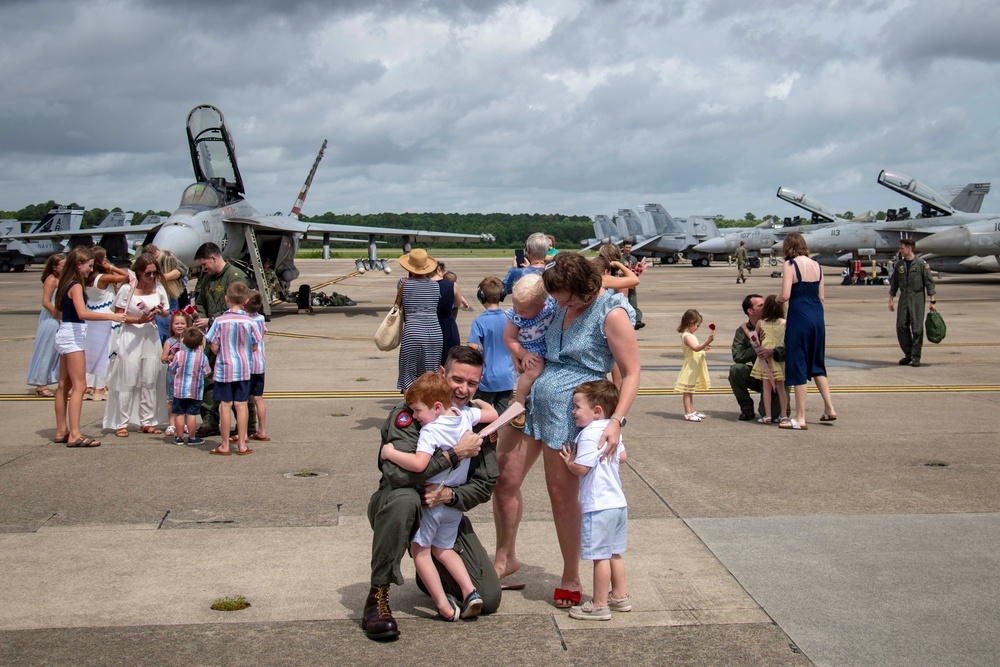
[54,351,87,441]
[792,376,836,425]
[492,429,582,603]
[492,427,541,582]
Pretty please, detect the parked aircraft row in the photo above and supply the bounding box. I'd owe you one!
[1,105,494,313]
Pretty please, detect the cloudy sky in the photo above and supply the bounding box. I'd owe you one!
[2,0,999,222]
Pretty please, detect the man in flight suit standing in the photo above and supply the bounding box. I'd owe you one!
[889,238,937,367]
[363,346,501,641]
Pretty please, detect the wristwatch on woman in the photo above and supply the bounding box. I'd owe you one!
[611,414,627,428]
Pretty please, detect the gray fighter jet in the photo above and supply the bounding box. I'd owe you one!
[3,105,494,311]
[0,206,83,272]
[786,172,997,273]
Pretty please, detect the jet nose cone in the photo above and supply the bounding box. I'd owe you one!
[152,223,201,265]
[693,238,727,254]
[916,226,971,255]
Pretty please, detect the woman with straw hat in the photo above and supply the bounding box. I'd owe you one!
[396,249,443,391]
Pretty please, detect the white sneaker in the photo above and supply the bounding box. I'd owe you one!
[609,594,632,612]
[568,600,611,621]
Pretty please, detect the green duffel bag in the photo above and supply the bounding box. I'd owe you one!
[925,310,946,344]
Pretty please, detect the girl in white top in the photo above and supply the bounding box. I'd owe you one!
[83,247,128,400]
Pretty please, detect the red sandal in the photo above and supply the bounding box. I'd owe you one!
[553,588,581,609]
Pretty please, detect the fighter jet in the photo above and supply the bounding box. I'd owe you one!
[4,105,493,312]
[0,206,84,272]
[692,187,839,259]
[579,214,621,251]
[915,216,1000,258]
[617,204,728,266]
[785,172,997,269]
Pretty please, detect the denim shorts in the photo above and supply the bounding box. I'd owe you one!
[215,380,250,403]
[581,507,628,560]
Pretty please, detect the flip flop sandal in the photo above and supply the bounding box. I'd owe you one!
[236,447,254,456]
[683,413,703,422]
[115,428,129,437]
[68,437,101,448]
[248,433,271,441]
[53,433,69,444]
[141,426,164,434]
[779,419,808,430]
[209,447,232,456]
[820,413,838,422]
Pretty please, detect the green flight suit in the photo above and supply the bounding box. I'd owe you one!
[367,402,501,614]
[193,262,253,430]
[735,246,748,282]
[728,321,787,416]
[889,256,936,363]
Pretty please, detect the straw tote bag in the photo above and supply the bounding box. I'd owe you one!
[375,280,406,351]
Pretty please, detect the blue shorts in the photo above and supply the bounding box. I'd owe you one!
[249,373,265,397]
[215,380,250,403]
[581,507,628,560]
[412,504,463,550]
[171,397,201,416]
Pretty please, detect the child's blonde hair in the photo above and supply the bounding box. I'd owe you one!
[404,372,452,410]
[677,309,703,333]
[512,273,547,305]
[226,281,249,306]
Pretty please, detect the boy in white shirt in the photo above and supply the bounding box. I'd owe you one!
[560,379,630,621]
[381,372,498,621]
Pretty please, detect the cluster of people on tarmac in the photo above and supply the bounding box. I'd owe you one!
[365,230,939,640]
[28,242,272,453]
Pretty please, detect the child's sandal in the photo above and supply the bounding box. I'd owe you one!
[683,413,702,422]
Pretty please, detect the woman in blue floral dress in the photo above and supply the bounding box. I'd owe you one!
[491,252,640,608]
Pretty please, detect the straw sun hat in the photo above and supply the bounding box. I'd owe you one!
[398,249,438,275]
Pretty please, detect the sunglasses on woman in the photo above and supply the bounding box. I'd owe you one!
[143,270,158,277]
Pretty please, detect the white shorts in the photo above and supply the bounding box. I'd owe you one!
[55,322,87,355]
[581,506,628,560]
[412,504,463,549]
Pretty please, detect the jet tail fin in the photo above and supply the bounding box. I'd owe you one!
[948,182,990,214]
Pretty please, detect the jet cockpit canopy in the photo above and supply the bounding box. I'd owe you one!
[878,170,954,217]
[186,104,245,204]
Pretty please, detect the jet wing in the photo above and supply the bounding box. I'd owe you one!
[228,216,495,244]
[630,235,663,251]
[0,222,164,242]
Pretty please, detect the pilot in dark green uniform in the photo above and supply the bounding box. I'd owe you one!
[889,238,937,367]
[735,241,749,283]
[363,346,500,641]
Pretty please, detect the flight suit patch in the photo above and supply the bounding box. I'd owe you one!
[395,411,412,428]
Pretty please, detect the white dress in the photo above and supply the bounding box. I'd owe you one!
[84,273,117,383]
[103,283,169,429]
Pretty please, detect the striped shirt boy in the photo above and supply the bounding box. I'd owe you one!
[206,309,262,382]
[249,312,266,375]
[169,346,212,399]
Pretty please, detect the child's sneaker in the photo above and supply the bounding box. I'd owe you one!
[459,590,483,619]
[608,594,632,612]
[568,600,611,621]
[165,426,176,436]
[186,436,206,446]
[173,437,185,446]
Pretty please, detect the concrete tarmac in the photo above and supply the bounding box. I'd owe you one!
[1,257,998,666]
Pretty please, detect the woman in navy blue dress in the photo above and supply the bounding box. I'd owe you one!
[776,232,837,430]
